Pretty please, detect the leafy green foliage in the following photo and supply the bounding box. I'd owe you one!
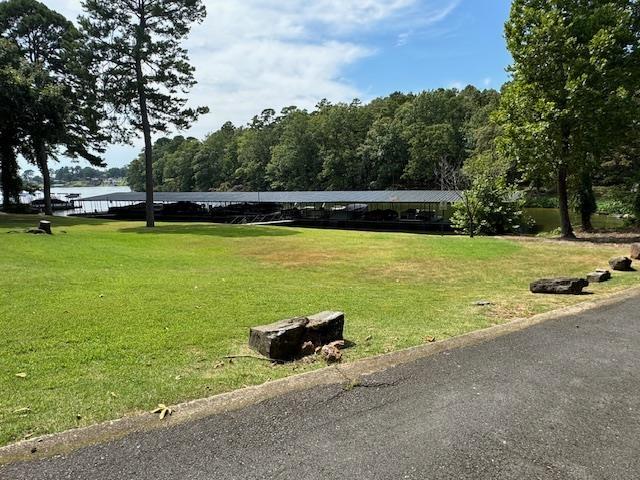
[451,175,528,236]
[126,86,501,192]
[498,0,640,237]
[0,0,107,213]
[80,0,208,140]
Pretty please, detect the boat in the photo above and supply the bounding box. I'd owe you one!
[30,198,79,211]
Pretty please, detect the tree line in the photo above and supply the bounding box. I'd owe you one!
[126,87,500,193]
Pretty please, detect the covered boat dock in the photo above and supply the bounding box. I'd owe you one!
[77,190,461,232]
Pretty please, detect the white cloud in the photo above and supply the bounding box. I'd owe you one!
[396,31,412,47]
[38,0,459,165]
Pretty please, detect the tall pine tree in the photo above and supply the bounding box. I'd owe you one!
[80,0,208,227]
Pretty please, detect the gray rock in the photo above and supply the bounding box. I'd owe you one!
[320,344,342,363]
[249,311,345,361]
[587,270,611,283]
[609,256,633,272]
[530,278,589,295]
[249,317,308,361]
[300,341,315,357]
[473,300,494,307]
[630,244,640,260]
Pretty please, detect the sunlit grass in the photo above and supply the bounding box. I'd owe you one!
[0,214,637,446]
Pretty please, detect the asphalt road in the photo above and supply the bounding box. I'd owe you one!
[3,295,640,480]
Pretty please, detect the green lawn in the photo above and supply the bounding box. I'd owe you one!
[1,214,638,446]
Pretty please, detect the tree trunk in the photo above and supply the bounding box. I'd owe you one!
[135,13,154,228]
[581,208,594,232]
[578,171,596,233]
[34,137,52,216]
[0,142,20,209]
[557,164,575,239]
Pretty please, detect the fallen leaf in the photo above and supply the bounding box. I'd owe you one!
[213,362,224,369]
[151,403,173,419]
[14,407,31,414]
[109,391,118,398]
[424,336,437,343]
[15,372,27,378]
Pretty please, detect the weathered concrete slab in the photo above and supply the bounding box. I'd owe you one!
[587,270,611,283]
[249,318,308,361]
[304,311,344,347]
[249,311,345,361]
[609,256,633,272]
[530,278,589,295]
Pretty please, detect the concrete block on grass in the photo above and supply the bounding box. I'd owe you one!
[249,311,345,361]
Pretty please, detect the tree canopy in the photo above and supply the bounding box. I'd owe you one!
[126,86,501,193]
[0,0,106,214]
[498,0,640,237]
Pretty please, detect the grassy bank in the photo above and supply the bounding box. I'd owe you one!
[1,214,638,446]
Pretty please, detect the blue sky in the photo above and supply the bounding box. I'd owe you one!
[346,1,512,95]
[42,0,514,168]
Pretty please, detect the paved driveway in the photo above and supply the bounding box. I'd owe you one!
[2,294,640,479]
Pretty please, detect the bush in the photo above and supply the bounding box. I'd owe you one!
[597,199,633,216]
[525,194,558,209]
[451,175,530,236]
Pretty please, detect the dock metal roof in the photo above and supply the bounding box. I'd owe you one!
[79,190,462,204]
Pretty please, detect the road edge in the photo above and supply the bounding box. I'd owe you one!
[2,285,639,465]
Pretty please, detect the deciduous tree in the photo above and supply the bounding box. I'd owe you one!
[0,0,107,215]
[500,0,640,238]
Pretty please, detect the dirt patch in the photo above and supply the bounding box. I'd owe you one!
[506,230,640,247]
[239,244,353,268]
[365,261,444,283]
[485,301,538,321]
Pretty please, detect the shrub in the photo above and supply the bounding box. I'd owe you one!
[451,175,530,236]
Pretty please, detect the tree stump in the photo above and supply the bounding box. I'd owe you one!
[38,220,52,235]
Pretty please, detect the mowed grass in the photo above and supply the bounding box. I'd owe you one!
[1,214,638,446]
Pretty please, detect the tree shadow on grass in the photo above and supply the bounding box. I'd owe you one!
[0,214,113,229]
[117,223,300,238]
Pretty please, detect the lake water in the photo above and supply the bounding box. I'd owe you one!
[525,207,625,231]
[21,186,132,216]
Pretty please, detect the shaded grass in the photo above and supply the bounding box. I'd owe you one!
[1,214,638,446]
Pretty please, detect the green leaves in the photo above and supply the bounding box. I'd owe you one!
[499,0,640,236]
